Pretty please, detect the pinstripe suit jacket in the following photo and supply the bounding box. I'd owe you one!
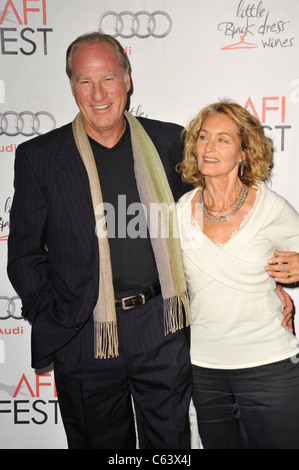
[7,116,190,368]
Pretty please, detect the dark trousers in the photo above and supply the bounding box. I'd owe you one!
[53,293,192,449]
[192,358,299,449]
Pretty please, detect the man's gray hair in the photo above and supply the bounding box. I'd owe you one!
[66,31,131,82]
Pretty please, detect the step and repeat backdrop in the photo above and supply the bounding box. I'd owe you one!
[0,0,299,449]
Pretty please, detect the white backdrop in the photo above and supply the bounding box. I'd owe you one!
[0,0,298,449]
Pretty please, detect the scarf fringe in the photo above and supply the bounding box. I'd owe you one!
[94,321,119,359]
[164,291,192,335]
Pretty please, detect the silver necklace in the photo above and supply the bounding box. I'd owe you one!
[206,192,240,213]
[199,184,249,223]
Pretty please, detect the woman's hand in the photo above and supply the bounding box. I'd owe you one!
[265,251,299,284]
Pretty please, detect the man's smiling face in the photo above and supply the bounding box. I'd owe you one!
[71,42,131,146]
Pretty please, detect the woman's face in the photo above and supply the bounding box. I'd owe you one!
[196,112,245,180]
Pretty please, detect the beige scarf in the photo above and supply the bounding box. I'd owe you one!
[72,111,191,359]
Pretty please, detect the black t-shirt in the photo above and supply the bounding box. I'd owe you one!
[89,125,158,292]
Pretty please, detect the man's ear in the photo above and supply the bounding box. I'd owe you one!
[125,70,131,93]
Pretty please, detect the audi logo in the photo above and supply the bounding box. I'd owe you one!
[0,296,23,320]
[98,11,172,39]
[0,111,56,137]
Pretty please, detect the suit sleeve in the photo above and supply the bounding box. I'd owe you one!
[7,144,53,323]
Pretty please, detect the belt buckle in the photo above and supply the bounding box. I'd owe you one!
[121,293,146,310]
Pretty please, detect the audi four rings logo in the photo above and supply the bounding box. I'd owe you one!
[0,296,22,320]
[98,11,172,38]
[0,111,56,137]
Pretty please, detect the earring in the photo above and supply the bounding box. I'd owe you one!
[240,161,244,177]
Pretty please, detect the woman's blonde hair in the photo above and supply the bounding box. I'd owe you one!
[179,101,273,188]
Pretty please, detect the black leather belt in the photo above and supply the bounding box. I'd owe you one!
[115,282,161,310]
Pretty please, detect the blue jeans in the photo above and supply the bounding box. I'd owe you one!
[192,358,299,449]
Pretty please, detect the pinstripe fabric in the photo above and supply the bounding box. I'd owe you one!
[7,116,193,448]
[8,124,99,368]
[54,294,192,449]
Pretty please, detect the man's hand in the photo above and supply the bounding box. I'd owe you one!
[265,251,299,284]
[276,284,294,333]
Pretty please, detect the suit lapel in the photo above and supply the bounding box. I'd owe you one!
[54,126,99,287]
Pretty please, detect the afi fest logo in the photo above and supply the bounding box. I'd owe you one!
[245,95,290,152]
[0,0,53,55]
[0,372,61,425]
[218,0,294,50]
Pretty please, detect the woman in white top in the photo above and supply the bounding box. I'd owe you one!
[177,101,299,449]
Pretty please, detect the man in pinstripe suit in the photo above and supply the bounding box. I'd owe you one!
[7,32,193,449]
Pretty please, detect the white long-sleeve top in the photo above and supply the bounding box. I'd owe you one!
[177,183,299,369]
